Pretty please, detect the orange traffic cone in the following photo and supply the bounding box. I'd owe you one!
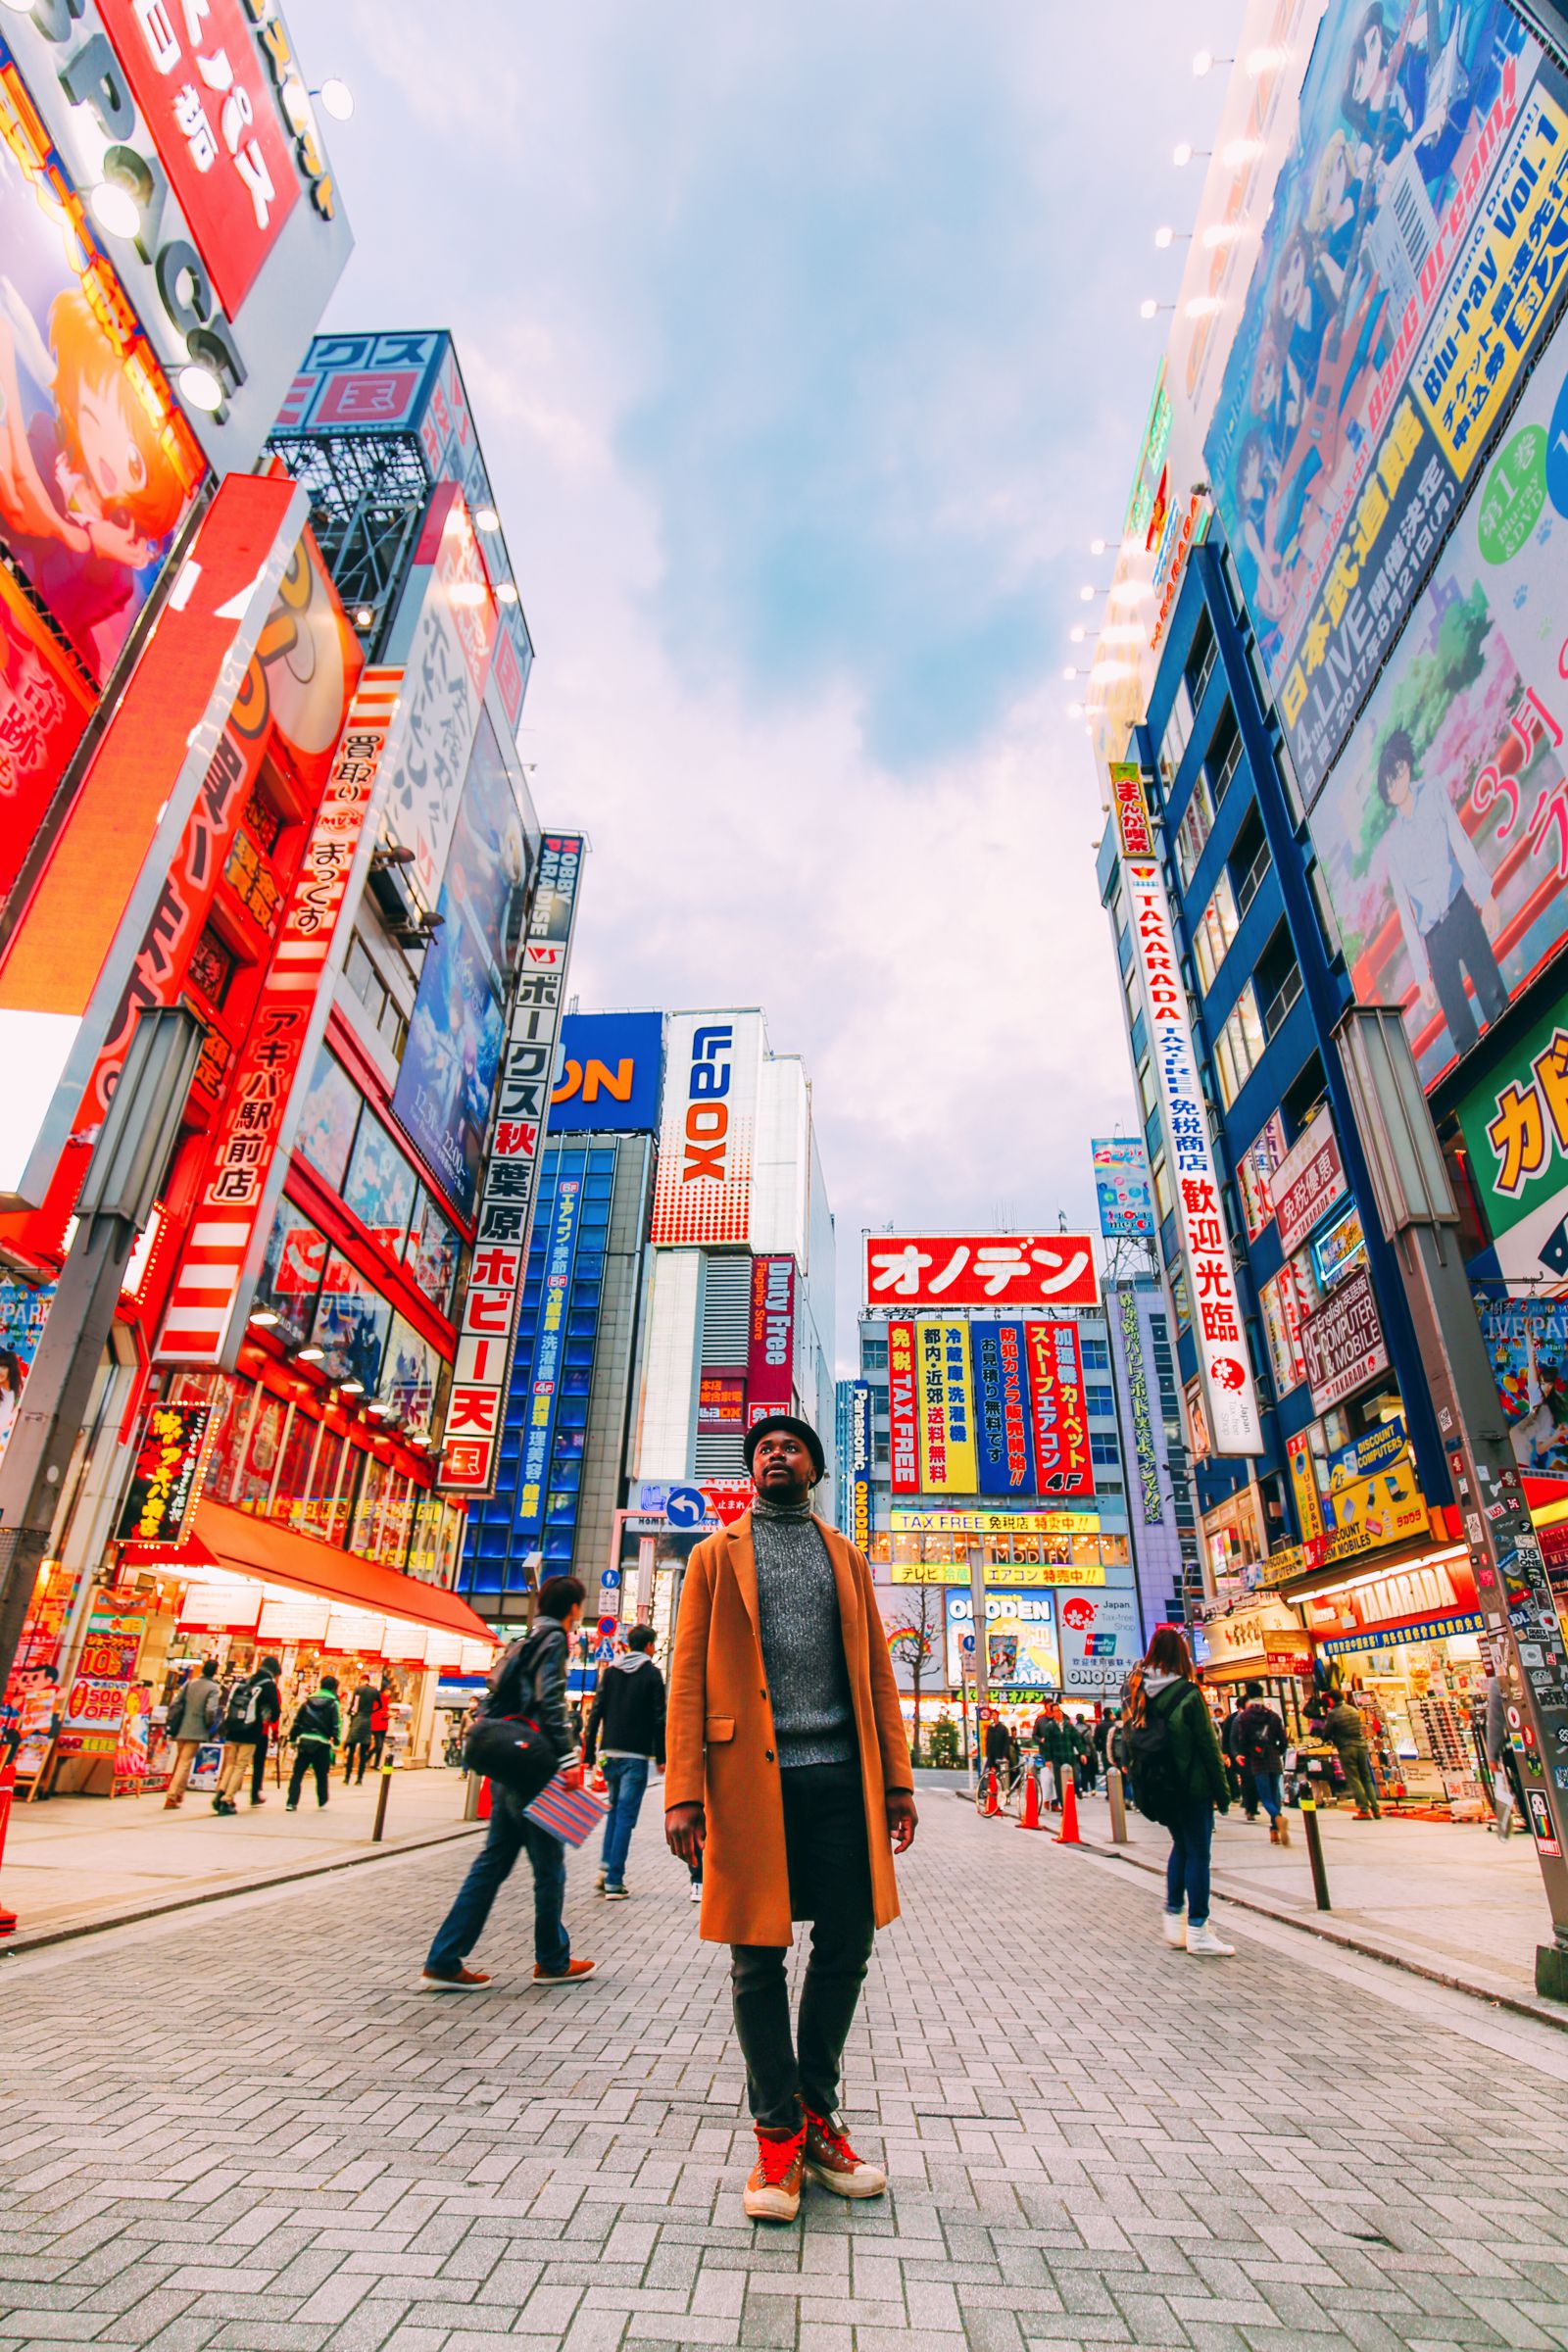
[1018,1769,1043,1831]
[984,1765,1001,1817]
[1055,1777,1083,1844]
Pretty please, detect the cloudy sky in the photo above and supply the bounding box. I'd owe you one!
[310,1,1231,1363]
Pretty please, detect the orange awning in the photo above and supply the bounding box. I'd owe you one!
[192,1498,495,1645]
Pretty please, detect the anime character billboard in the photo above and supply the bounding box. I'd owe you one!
[1306,315,1568,1085]
[1205,0,1568,798]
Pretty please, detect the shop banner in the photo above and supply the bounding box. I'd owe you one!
[1457,977,1568,1282]
[441,833,584,1495]
[697,1373,746,1436]
[1273,1108,1348,1255]
[971,1321,1036,1496]
[887,1318,919,1493]
[1301,1263,1390,1412]
[914,1320,978,1494]
[1308,313,1568,1094]
[0,571,93,908]
[1057,1589,1143,1693]
[1323,1417,1428,1555]
[116,1402,213,1547]
[514,1170,585,1539]
[391,707,533,1218]
[650,1011,763,1247]
[1204,2,1568,800]
[891,1506,1100,1536]
[1091,1137,1155,1238]
[850,1380,872,1553]
[0,1274,53,1470]
[865,1231,1097,1310]
[746,1255,796,1427]
[59,1592,145,1758]
[1113,763,1263,1453]
[1288,1429,1327,1548]
[551,1010,664,1133]
[1113,1284,1164,1528]
[1300,1552,1480,1642]
[1238,1111,1288,1242]
[159,666,399,1365]
[890,1556,1106,1589]
[947,1590,1061,1693]
[1025,1320,1095,1499]
[1480,1294,1568,1476]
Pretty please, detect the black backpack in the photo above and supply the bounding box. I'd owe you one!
[293,1694,337,1743]
[1126,1686,1190,1825]
[224,1678,263,1736]
[463,1630,559,1804]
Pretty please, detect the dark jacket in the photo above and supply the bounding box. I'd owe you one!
[1146,1676,1231,1814]
[1032,1713,1077,1765]
[166,1673,220,1742]
[1322,1699,1370,1755]
[1235,1700,1287,1774]
[489,1620,573,1762]
[345,1687,376,1743]
[585,1651,666,1767]
[292,1692,343,1748]
[222,1669,280,1742]
[983,1719,1012,1766]
[1219,1709,1246,1761]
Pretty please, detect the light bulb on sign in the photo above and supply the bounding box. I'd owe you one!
[474,507,500,532]
[180,363,224,413]
[1153,224,1175,250]
[1193,48,1214,76]
[89,180,141,239]
[1089,537,1105,557]
[1139,298,1159,320]
[317,76,355,120]
[1069,625,1087,644]
[496,581,519,605]
[1173,140,1195,168]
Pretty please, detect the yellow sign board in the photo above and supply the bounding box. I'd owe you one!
[914,1320,977,1494]
[890,1558,1105,1590]
[890,1508,1100,1536]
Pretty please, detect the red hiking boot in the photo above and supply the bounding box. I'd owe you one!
[804,2110,887,2198]
[744,2124,806,2222]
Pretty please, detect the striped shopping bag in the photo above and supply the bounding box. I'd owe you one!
[525,1774,609,1846]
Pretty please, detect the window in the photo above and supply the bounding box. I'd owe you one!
[295,1047,361,1189]
[1137,1054,1158,1122]
[1204,706,1243,804]
[862,1338,888,1370]
[1230,806,1271,918]
[1259,1265,1307,1395]
[344,1115,417,1251]
[1174,769,1214,887]
[1152,1151,1174,1223]
[1192,870,1240,993]
[1090,1432,1120,1467]
[187,924,236,1007]
[1085,1385,1115,1418]
[1237,1110,1287,1241]
[256,1205,326,1345]
[1186,612,1216,708]
[1080,1339,1109,1371]
[406,1190,460,1315]
[1161,677,1195,776]
[1214,984,1265,1107]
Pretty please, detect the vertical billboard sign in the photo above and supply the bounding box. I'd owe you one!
[390,708,530,1218]
[649,1011,762,1246]
[441,833,584,1495]
[971,1320,1036,1495]
[1091,1137,1155,1238]
[1111,762,1263,1454]
[1026,1320,1095,1499]
[1457,979,1568,1283]
[747,1255,796,1427]
[850,1379,872,1553]
[914,1320,977,1494]
[1113,1284,1164,1527]
[1204,3,1568,800]
[159,667,399,1364]
[1309,317,1568,1091]
[379,484,496,910]
[887,1317,919,1494]
[513,1173,584,1539]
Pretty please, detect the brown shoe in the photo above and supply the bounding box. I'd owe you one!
[744,2125,805,2222]
[532,1958,596,1984]
[421,1966,491,1991]
[804,2109,886,2198]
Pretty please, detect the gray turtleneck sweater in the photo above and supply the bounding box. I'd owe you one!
[750,1492,857,1768]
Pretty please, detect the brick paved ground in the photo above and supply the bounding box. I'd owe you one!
[4,1793,1568,2352]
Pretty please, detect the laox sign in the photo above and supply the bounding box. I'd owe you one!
[681,1024,734,1183]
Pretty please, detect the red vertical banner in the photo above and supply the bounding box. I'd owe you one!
[746,1254,795,1427]
[887,1318,919,1494]
[1026,1320,1095,1499]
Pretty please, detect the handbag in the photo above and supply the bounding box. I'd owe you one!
[463,1712,557,1805]
[525,1774,609,1846]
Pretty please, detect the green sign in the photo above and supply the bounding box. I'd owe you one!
[1456,982,1568,1241]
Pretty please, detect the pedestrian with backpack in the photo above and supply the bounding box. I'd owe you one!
[162,1657,220,1808]
[1125,1628,1235,1956]
[286,1674,343,1810]
[342,1681,376,1785]
[1234,1680,1290,1844]
[213,1656,282,1815]
[421,1577,596,1991]
[585,1623,666,1899]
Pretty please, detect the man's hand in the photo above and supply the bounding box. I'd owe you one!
[665,1800,706,1867]
[887,1789,918,1854]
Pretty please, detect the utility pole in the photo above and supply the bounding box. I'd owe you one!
[0,1008,203,1707]
[1338,1007,1568,1999]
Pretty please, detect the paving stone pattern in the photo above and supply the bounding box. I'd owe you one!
[3,1796,1568,2350]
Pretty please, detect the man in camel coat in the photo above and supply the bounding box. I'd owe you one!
[664,1413,916,2225]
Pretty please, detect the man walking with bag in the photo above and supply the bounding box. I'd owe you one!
[664,1415,916,2225]
[421,1577,596,1990]
[585,1623,665,1899]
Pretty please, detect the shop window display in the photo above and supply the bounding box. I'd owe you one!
[344,1112,417,1251]
[311,1254,392,1391]
[270,1405,318,1527]
[406,1191,461,1315]
[382,1314,440,1440]
[300,1424,346,1544]
[257,1207,327,1346]
[295,1046,362,1190]
[232,1392,288,1512]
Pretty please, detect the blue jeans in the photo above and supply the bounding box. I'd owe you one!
[1250,1769,1283,1823]
[425,1789,569,1976]
[1164,1804,1214,1927]
[600,1754,650,1889]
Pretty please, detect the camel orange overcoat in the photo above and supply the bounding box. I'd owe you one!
[664,1509,912,1947]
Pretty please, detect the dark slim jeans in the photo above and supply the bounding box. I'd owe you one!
[600,1754,650,1889]
[251,1737,270,1802]
[1425,888,1507,1057]
[730,1760,875,2132]
[1164,1803,1215,1926]
[425,1788,569,1976]
[289,1744,331,1807]
[344,1734,371,1784]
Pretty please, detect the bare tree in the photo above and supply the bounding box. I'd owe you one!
[886,1581,944,1765]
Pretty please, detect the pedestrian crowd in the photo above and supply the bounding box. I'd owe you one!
[160,1657,395,1815]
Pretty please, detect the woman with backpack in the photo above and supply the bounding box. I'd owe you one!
[1124,1628,1234,1957]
